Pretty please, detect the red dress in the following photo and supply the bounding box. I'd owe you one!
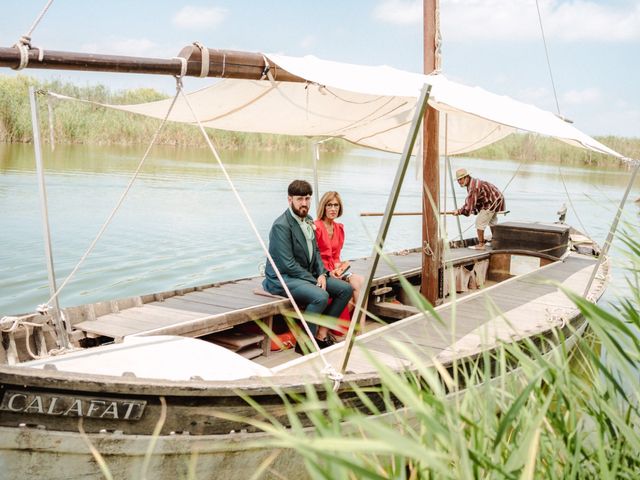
[314,220,351,333]
[314,220,344,271]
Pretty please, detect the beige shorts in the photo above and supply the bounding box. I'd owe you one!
[475,209,498,231]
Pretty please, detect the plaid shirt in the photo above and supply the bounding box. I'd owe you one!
[458,177,505,216]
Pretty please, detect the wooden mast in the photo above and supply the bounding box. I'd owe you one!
[421,0,440,303]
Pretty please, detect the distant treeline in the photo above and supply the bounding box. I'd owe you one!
[466,133,639,168]
[0,75,343,151]
[1,75,638,164]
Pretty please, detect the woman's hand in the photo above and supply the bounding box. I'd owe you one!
[333,261,350,277]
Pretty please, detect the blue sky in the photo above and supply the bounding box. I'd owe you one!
[1,0,638,137]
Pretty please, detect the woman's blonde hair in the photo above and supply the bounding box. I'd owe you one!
[317,191,343,220]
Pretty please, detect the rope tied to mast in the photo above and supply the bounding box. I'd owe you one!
[434,0,443,73]
[172,56,188,80]
[192,42,210,78]
[11,0,54,70]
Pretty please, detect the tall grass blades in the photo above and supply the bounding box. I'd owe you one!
[0,75,345,151]
[243,230,640,479]
[465,133,640,168]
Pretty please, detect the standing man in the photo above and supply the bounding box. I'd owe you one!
[450,168,505,250]
[263,180,353,353]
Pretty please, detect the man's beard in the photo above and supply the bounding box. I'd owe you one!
[292,205,308,217]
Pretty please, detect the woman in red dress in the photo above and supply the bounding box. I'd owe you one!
[314,191,364,334]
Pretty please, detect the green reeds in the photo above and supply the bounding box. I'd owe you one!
[0,75,344,151]
[462,133,639,168]
[239,231,640,479]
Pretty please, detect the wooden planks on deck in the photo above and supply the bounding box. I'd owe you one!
[73,248,490,342]
[274,253,598,376]
[75,278,282,340]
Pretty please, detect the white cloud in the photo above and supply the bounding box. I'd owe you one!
[172,5,228,30]
[549,1,640,41]
[562,87,601,105]
[80,38,160,57]
[373,0,421,25]
[437,0,640,42]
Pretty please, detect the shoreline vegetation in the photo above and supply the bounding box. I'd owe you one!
[1,75,639,165]
[0,75,344,152]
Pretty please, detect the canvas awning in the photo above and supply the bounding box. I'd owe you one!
[104,53,624,159]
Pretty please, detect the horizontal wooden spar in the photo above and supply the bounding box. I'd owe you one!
[0,44,306,82]
[360,212,423,216]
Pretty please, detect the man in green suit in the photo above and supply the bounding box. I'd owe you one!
[263,180,353,352]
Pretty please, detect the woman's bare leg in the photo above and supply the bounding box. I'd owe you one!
[347,274,364,310]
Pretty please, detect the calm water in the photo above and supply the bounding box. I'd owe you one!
[0,143,638,315]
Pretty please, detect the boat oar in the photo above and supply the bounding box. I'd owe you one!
[360,211,422,216]
[441,210,510,216]
[360,210,510,216]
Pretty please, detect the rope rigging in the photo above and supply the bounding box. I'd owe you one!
[535,0,561,117]
[16,60,345,388]
[534,0,589,238]
[11,0,54,71]
[176,58,344,389]
[1,77,185,359]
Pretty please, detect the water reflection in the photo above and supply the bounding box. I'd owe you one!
[0,143,637,315]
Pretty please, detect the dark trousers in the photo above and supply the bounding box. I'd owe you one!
[287,277,353,336]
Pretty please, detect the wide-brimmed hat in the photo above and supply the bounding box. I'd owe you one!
[455,168,470,180]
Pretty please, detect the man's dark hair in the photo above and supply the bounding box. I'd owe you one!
[288,179,313,196]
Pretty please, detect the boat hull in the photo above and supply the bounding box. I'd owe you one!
[0,426,305,479]
[0,318,590,480]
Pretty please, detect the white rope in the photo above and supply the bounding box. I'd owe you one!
[322,365,345,392]
[193,42,210,78]
[535,0,561,116]
[434,0,442,72]
[12,42,30,71]
[558,166,590,237]
[11,0,53,70]
[1,314,41,333]
[172,56,188,78]
[24,0,55,39]
[41,82,183,308]
[0,311,79,360]
[176,78,338,378]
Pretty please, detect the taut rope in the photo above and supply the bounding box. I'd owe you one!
[177,60,343,389]
[40,80,183,310]
[12,0,54,70]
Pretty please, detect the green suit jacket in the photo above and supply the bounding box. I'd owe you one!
[262,209,328,294]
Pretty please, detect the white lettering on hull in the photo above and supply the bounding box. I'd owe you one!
[0,391,146,420]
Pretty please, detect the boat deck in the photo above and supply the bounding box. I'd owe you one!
[273,252,601,376]
[72,248,488,344]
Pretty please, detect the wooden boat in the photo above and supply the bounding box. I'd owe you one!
[0,225,610,478]
[0,2,635,478]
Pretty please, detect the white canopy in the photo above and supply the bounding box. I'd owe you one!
[109,53,624,159]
